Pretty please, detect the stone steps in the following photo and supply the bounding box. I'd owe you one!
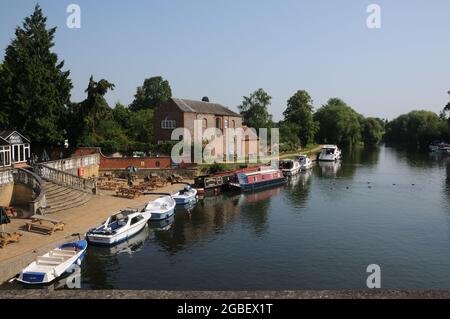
[43,181,92,214]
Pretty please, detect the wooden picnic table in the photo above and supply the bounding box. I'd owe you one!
[0,232,22,248]
[116,187,142,199]
[25,215,65,236]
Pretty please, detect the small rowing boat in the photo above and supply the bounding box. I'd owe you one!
[17,239,87,285]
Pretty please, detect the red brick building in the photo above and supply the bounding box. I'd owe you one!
[154,98,243,144]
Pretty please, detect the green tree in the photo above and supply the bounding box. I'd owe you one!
[278,121,301,152]
[129,76,172,111]
[0,5,72,144]
[68,76,131,153]
[314,98,361,146]
[384,110,447,148]
[361,117,384,146]
[238,88,273,130]
[283,90,318,147]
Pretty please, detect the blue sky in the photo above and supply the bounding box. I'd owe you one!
[1,0,449,121]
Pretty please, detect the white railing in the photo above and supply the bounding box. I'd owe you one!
[44,154,100,172]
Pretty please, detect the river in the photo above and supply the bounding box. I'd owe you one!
[4,145,450,290]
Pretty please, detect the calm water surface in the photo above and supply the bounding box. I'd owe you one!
[5,146,450,290]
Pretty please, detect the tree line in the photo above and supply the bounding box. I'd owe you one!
[238,89,385,152]
[1,5,447,156]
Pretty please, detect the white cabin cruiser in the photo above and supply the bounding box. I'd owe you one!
[296,154,313,171]
[144,196,176,221]
[279,159,301,176]
[318,145,342,162]
[17,239,87,285]
[86,209,151,246]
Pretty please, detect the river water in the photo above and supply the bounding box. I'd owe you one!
[4,146,450,290]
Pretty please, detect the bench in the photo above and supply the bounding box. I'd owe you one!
[0,232,22,248]
[25,215,65,236]
[116,187,142,199]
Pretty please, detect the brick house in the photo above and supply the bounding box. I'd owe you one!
[154,98,259,162]
[154,98,243,143]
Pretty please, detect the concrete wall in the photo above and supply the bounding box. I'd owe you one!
[0,182,13,207]
[11,183,33,206]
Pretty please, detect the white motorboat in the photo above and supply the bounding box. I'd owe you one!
[17,239,87,285]
[86,209,151,246]
[172,186,198,205]
[279,159,301,176]
[318,145,342,162]
[296,154,313,171]
[144,196,176,220]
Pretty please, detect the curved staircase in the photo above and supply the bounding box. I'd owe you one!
[43,181,92,214]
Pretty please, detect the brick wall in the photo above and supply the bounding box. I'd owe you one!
[154,100,185,142]
[99,156,172,170]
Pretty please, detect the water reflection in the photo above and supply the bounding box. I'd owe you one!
[316,161,342,178]
[284,170,312,208]
[152,196,243,254]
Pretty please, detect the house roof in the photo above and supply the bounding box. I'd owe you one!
[171,98,241,117]
[0,137,8,146]
[0,130,31,143]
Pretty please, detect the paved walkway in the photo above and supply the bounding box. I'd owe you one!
[0,181,191,282]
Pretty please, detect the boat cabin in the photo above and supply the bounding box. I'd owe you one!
[279,160,295,170]
[0,130,31,168]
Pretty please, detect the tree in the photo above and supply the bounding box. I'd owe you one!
[314,98,361,147]
[384,110,447,148]
[361,117,384,146]
[67,76,130,153]
[129,76,172,111]
[238,89,273,130]
[278,121,301,152]
[283,90,318,147]
[0,5,72,144]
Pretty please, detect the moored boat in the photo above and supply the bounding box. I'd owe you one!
[144,196,176,221]
[230,166,287,192]
[296,154,313,171]
[172,185,198,205]
[86,209,151,246]
[279,159,301,176]
[318,145,342,162]
[17,239,87,285]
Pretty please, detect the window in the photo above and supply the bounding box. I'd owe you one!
[130,216,143,226]
[0,146,11,167]
[161,119,177,129]
[203,118,208,129]
[216,118,221,129]
[156,161,160,168]
[224,120,229,128]
[232,120,235,128]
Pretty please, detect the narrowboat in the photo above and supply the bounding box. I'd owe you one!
[230,166,287,192]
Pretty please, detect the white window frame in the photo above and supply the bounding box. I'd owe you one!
[161,119,177,129]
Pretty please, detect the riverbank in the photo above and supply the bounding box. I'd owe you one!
[0,181,193,284]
